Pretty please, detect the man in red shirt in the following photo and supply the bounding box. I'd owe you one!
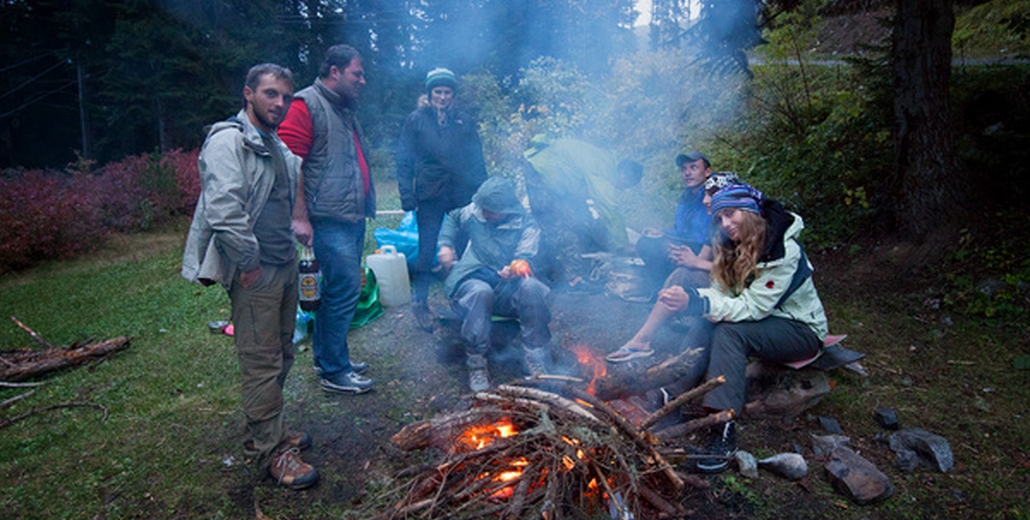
[279,45,377,394]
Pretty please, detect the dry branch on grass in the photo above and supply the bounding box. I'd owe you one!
[1,317,131,382]
[380,376,727,519]
[0,401,108,429]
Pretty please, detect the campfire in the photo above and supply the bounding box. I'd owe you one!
[383,346,733,519]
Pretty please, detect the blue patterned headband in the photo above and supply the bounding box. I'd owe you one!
[710,184,763,215]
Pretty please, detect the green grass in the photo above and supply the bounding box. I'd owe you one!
[0,223,244,518]
[3,216,1030,518]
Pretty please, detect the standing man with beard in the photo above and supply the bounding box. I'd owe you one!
[395,68,488,332]
[279,45,377,395]
[182,63,318,489]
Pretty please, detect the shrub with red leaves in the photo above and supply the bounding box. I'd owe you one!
[0,148,201,273]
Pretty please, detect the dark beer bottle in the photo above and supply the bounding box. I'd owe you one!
[298,246,321,311]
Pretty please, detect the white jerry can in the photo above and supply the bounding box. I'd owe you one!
[366,245,412,307]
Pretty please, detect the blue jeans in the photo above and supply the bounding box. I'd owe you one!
[451,276,552,357]
[311,219,365,378]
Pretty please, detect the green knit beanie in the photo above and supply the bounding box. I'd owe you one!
[425,68,458,93]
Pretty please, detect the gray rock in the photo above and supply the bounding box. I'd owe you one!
[874,407,899,430]
[894,448,920,472]
[889,428,954,473]
[812,434,851,456]
[758,453,808,480]
[818,415,843,434]
[975,278,1006,297]
[735,450,759,479]
[825,446,894,505]
[742,367,832,420]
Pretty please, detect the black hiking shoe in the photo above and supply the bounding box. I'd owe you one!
[695,421,737,474]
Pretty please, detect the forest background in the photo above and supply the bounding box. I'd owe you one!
[1,0,1029,274]
[2,0,1030,518]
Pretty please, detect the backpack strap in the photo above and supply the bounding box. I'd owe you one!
[774,240,813,309]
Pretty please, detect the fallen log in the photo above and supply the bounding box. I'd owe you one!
[0,336,132,382]
[594,346,707,401]
[390,405,511,451]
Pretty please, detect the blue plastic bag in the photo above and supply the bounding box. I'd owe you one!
[293,307,314,344]
[373,211,419,266]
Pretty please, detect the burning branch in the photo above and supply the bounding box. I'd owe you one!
[379,370,735,519]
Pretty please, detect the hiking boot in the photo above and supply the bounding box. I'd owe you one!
[467,354,490,392]
[468,367,491,392]
[245,430,312,453]
[695,421,737,474]
[413,301,434,332]
[524,347,550,377]
[269,447,319,490]
[320,371,374,394]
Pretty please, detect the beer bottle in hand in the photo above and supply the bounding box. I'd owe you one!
[298,246,321,311]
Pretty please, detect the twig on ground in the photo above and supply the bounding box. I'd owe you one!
[641,375,726,431]
[653,409,736,441]
[0,401,108,429]
[0,390,34,410]
[0,381,45,388]
[9,316,56,350]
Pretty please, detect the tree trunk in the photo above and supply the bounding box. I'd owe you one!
[892,0,966,255]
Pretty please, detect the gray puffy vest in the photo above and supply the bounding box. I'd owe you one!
[294,79,376,222]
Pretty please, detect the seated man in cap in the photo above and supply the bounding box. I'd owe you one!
[634,151,714,301]
[437,177,554,391]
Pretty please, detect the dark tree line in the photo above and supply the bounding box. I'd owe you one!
[0,0,638,169]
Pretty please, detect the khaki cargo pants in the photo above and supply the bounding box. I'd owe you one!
[228,262,298,470]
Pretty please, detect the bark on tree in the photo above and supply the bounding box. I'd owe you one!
[892,0,967,254]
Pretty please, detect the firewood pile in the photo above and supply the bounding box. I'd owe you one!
[381,375,731,519]
[1,317,131,382]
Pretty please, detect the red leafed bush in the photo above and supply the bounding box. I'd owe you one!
[0,148,200,273]
[0,170,106,272]
[166,148,201,213]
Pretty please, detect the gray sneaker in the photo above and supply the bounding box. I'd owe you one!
[468,367,491,392]
[524,347,550,376]
[320,371,374,394]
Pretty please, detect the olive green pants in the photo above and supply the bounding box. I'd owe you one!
[229,262,298,470]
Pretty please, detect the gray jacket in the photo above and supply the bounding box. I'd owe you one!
[181,109,301,289]
[439,202,541,298]
[294,79,376,222]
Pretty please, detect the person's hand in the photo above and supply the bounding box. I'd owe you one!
[669,244,701,268]
[641,227,662,238]
[498,265,515,280]
[292,218,313,247]
[657,285,690,312]
[239,266,262,288]
[438,246,457,270]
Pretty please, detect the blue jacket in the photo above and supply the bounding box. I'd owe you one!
[665,187,710,247]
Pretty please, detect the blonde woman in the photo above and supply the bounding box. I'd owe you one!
[658,184,828,473]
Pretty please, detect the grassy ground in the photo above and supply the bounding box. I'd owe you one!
[2,220,1029,519]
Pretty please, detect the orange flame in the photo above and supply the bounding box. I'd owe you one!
[454,417,518,451]
[571,344,607,395]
